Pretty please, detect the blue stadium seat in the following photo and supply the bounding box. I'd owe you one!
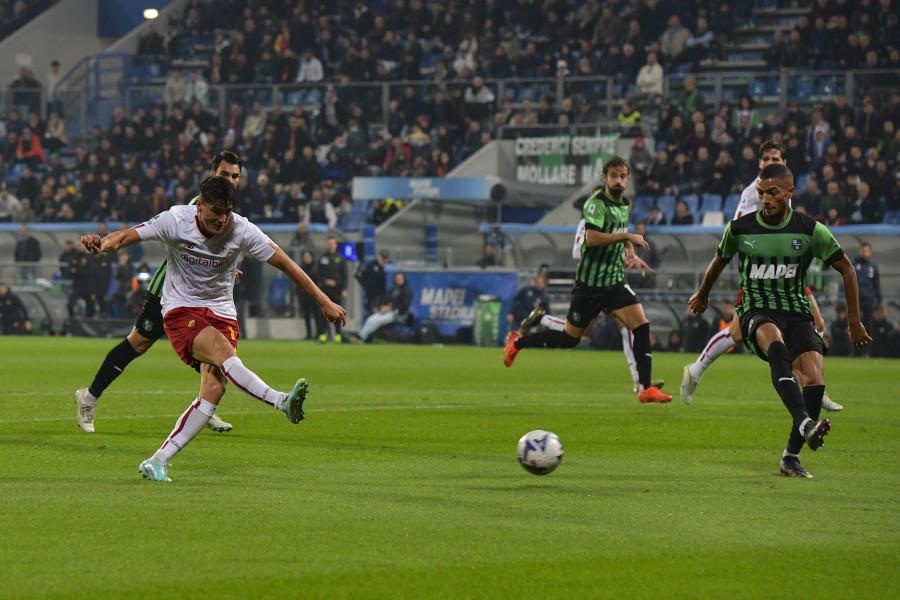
[791,77,812,100]
[748,79,766,98]
[680,193,700,215]
[883,210,900,225]
[816,76,837,96]
[655,194,676,221]
[723,193,742,217]
[795,173,809,193]
[632,194,656,224]
[6,162,26,184]
[700,193,723,214]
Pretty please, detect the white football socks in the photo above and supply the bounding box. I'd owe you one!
[154,397,216,463]
[620,326,638,385]
[689,328,735,380]
[221,356,283,408]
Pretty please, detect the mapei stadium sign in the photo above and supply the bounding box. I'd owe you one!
[514,134,620,186]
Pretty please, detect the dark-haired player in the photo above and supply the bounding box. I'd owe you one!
[688,163,870,478]
[75,151,243,433]
[681,139,843,412]
[502,157,671,404]
[81,176,346,481]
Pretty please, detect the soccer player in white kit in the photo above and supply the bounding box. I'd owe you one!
[680,140,841,411]
[81,176,347,482]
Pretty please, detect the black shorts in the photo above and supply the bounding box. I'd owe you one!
[740,308,825,361]
[566,281,639,328]
[133,292,166,340]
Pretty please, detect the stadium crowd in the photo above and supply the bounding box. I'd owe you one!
[0,0,896,231]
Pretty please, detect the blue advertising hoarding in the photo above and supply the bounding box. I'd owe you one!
[352,177,502,202]
[394,269,519,343]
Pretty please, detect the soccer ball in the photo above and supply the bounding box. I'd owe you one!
[516,430,564,475]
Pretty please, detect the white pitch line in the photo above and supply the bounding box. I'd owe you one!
[0,400,599,425]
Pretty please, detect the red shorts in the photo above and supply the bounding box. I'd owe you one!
[163,307,240,369]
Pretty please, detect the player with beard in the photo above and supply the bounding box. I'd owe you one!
[688,163,870,478]
[503,157,671,404]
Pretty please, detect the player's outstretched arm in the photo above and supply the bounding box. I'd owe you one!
[80,228,142,255]
[689,254,727,315]
[267,246,347,326]
[830,254,873,349]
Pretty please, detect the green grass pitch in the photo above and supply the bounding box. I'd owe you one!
[1,337,897,599]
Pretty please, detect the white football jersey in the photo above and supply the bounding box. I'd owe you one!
[136,205,277,319]
[734,177,760,220]
[573,219,586,260]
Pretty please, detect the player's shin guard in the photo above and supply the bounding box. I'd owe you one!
[631,323,652,389]
[154,398,216,463]
[88,338,141,399]
[516,329,580,349]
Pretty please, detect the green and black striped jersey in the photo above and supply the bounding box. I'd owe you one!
[576,189,631,288]
[718,209,843,316]
[145,195,200,298]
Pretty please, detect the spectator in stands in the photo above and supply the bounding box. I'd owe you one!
[682,16,716,68]
[676,76,706,121]
[844,181,881,224]
[45,60,64,116]
[0,282,31,334]
[663,113,689,154]
[628,135,652,189]
[9,66,42,116]
[15,127,46,168]
[464,76,495,126]
[633,51,664,108]
[642,148,672,196]
[42,112,67,154]
[682,121,715,160]
[295,48,324,83]
[660,14,690,64]
[183,71,209,108]
[820,180,846,219]
[671,198,695,226]
[794,176,823,217]
[0,182,22,222]
[163,68,186,111]
[710,149,737,196]
[617,101,642,135]
[646,205,667,226]
[303,185,337,229]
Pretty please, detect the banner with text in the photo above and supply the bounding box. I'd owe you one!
[398,270,519,343]
[514,134,620,186]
